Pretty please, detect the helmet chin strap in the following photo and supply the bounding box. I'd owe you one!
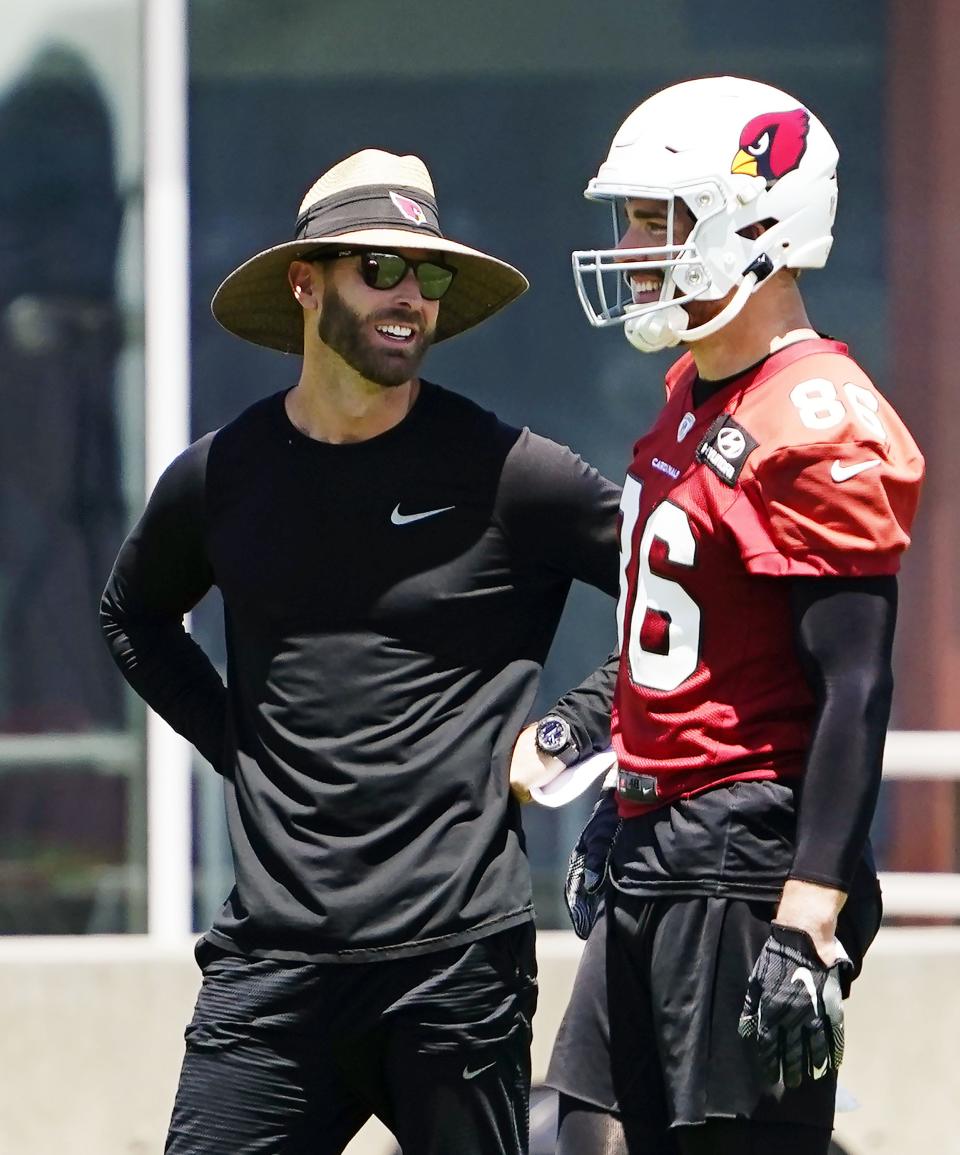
[622,268,762,354]
[623,304,687,352]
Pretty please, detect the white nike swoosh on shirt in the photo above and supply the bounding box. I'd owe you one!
[390,504,455,526]
[830,458,882,483]
[462,1061,496,1080]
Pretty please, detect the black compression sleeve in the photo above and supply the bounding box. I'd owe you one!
[788,574,897,888]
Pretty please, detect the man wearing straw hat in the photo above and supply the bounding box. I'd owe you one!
[100,148,621,1154]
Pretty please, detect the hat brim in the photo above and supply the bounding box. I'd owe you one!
[211,228,528,354]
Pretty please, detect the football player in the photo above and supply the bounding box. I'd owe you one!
[544,76,924,1155]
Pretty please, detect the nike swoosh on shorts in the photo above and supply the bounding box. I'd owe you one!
[390,504,456,525]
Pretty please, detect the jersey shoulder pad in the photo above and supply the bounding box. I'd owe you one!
[727,354,924,576]
[739,352,891,451]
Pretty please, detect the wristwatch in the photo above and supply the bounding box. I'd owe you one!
[535,715,580,767]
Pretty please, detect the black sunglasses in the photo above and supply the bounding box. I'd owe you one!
[307,249,457,301]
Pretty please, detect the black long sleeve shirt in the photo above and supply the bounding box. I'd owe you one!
[101,382,621,960]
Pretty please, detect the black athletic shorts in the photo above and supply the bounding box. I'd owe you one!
[165,921,538,1155]
[546,887,879,1132]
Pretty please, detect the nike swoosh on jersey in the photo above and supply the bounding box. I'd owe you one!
[830,458,882,483]
[390,503,455,525]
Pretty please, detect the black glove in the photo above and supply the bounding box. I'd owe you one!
[738,924,853,1088]
[564,788,620,940]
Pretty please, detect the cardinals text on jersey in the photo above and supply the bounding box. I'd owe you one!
[613,338,923,819]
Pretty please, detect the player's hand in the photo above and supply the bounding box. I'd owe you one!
[738,924,853,1088]
[564,788,620,939]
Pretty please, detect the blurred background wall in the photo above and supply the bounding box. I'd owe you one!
[1,0,959,1151]
[0,0,145,936]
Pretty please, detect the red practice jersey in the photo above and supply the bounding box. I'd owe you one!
[613,338,924,819]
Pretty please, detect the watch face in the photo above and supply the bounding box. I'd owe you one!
[537,717,569,754]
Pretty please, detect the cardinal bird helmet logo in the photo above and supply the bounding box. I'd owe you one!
[389,191,428,225]
[732,109,810,182]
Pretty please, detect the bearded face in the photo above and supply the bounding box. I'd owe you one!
[317,280,436,388]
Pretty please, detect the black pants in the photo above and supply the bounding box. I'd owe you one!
[548,890,877,1133]
[165,923,537,1155]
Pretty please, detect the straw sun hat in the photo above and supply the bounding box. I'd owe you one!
[211,149,529,354]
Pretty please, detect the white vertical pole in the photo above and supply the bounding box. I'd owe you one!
[143,0,193,940]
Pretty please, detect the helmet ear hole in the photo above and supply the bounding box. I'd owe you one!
[736,219,777,241]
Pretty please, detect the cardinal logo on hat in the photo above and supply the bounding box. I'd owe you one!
[389,191,428,225]
[731,109,810,182]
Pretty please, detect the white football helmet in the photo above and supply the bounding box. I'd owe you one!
[572,76,839,352]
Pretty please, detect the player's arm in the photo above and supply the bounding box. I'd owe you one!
[100,435,229,772]
[740,573,896,1086]
[728,385,919,938]
[728,384,919,1085]
[775,574,897,952]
